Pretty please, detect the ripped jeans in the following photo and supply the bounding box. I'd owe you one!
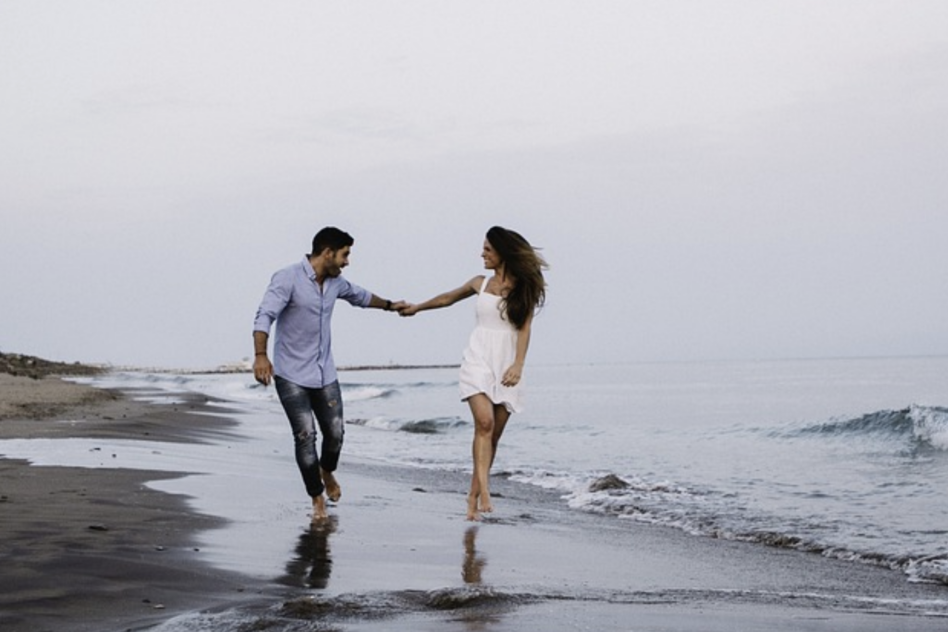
[274,377,344,498]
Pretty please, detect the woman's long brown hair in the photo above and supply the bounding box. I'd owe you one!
[486,226,548,330]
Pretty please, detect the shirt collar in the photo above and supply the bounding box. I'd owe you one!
[301,256,317,281]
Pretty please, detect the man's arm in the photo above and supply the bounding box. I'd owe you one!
[367,294,409,312]
[253,331,272,386]
[252,267,293,387]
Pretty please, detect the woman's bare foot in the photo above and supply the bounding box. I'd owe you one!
[478,491,493,515]
[321,468,342,503]
[312,495,328,522]
[466,494,481,522]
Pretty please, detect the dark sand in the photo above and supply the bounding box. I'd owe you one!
[2,363,948,631]
[0,372,258,632]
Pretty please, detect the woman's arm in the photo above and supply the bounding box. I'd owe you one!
[399,276,482,316]
[502,311,533,387]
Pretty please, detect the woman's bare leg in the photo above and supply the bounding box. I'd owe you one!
[489,404,510,468]
[467,395,496,520]
[466,397,513,520]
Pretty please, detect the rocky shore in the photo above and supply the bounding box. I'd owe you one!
[0,351,106,379]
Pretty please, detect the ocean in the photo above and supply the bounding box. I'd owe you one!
[51,355,948,587]
[3,355,948,630]
[334,356,948,585]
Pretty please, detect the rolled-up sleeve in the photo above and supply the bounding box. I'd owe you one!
[338,279,372,308]
[253,260,373,388]
[253,268,292,333]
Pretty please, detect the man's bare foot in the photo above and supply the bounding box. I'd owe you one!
[312,495,328,522]
[321,468,342,503]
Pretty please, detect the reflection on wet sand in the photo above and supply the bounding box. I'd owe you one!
[462,525,486,584]
[459,525,512,631]
[277,516,337,589]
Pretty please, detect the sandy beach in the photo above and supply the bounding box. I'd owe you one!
[0,370,255,632]
[2,360,948,631]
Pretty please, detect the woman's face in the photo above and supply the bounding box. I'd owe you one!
[481,239,502,270]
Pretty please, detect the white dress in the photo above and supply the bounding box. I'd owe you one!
[459,277,523,413]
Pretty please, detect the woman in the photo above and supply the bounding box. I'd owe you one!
[400,226,548,520]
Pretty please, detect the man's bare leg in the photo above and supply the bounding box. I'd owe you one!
[321,468,341,503]
[312,494,328,522]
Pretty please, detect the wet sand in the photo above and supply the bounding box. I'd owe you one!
[203,459,948,631]
[2,372,948,631]
[0,374,257,632]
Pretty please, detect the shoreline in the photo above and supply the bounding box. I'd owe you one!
[40,363,462,376]
[3,367,948,631]
[0,373,262,632]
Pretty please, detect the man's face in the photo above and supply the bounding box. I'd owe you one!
[325,246,351,277]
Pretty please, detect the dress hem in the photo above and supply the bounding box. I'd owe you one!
[460,388,520,414]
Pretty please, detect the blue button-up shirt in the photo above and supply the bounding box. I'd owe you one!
[253,257,372,388]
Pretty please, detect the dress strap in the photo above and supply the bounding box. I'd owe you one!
[479,276,489,293]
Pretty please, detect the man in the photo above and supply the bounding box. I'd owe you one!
[253,226,405,521]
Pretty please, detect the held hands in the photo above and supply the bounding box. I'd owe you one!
[388,300,410,313]
[398,303,420,317]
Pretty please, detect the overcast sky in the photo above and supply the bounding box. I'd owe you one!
[2,1,946,370]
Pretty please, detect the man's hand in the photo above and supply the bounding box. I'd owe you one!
[389,300,410,313]
[253,354,273,386]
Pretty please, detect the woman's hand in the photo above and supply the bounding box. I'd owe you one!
[398,303,420,317]
[501,363,523,387]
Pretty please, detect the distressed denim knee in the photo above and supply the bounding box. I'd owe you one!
[310,380,345,472]
[275,376,345,498]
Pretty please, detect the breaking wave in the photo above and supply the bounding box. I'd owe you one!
[147,584,948,631]
[518,469,948,586]
[343,385,397,402]
[781,404,948,451]
[349,416,468,434]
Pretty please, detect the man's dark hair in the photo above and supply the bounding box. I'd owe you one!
[312,227,354,255]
